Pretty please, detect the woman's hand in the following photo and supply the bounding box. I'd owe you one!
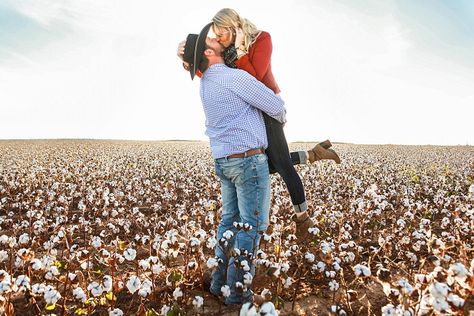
[234,28,244,50]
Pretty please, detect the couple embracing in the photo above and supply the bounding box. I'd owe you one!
[177,8,340,306]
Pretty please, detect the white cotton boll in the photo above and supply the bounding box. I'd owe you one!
[259,301,278,316]
[282,277,294,289]
[308,227,320,235]
[190,237,200,247]
[206,237,217,249]
[173,287,183,300]
[281,262,290,273]
[240,302,258,316]
[414,273,428,284]
[430,297,450,313]
[152,263,165,274]
[148,256,159,264]
[160,305,170,316]
[44,286,61,304]
[263,233,272,242]
[138,285,152,297]
[87,281,103,297]
[44,271,55,281]
[18,233,30,245]
[14,256,24,268]
[67,272,76,282]
[261,288,272,297]
[123,248,137,261]
[314,261,326,273]
[30,258,43,270]
[109,308,124,316]
[91,236,102,248]
[207,257,219,269]
[243,273,253,285]
[126,276,141,294]
[468,184,474,199]
[256,249,267,260]
[161,240,171,250]
[73,287,87,302]
[325,270,336,278]
[221,285,231,297]
[241,260,250,272]
[0,280,11,294]
[103,275,113,292]
[329,280,339,291]
[188,261,198,270]
[15,275,31,291]
[381,304,395,316]
[223,230,234,240]
[50,266,60,276]
[32,283,46,295]
[398,279,413,295]
[448,262,469,282]
[353,264,371,277]
[243,223,252,230]
[429,282,450,299]
[305,252,315,263]
[139,259,150,270]
[193,295,204,309]
[0,250,8,262]
[447,293,465,307]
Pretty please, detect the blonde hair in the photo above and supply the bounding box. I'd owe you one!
[212,8,260,53]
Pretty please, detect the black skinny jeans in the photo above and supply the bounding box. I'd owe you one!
[263,113,306,208]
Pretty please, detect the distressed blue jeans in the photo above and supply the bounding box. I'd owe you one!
[210,153,270,305]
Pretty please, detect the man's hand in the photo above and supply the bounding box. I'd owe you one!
[177,40,190,70]
[177,40,186,60]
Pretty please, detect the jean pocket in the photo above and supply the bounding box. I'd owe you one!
[254,154,268,165]
[219,159,244,180]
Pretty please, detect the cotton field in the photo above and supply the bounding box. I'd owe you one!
[0,140,473,315]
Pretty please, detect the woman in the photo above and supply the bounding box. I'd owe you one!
[177,8,340,240]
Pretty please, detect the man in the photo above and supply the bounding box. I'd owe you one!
[181,23,286,305]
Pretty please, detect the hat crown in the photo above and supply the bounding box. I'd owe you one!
[182,23,213,79]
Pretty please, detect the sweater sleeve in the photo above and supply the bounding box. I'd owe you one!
[234,32,272,82]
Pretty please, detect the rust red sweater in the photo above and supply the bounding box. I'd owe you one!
[235,31,281,94]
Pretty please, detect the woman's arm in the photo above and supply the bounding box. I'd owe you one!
[235,32,272,81]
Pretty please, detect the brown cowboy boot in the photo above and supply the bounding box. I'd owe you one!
[319,139,332,149]
[308,143,341,164]
[292,212,315,242]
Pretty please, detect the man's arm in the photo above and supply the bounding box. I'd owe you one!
[231,70,286,123]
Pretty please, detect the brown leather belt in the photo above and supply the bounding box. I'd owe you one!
[227,148,264,159]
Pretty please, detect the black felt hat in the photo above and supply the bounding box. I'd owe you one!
[183,22,213,80]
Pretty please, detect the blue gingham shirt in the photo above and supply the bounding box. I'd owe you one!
[200,64,286,159]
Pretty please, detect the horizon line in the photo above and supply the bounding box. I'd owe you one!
[0,138,471,147]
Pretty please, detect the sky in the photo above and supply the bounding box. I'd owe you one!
[1,0,473,145]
